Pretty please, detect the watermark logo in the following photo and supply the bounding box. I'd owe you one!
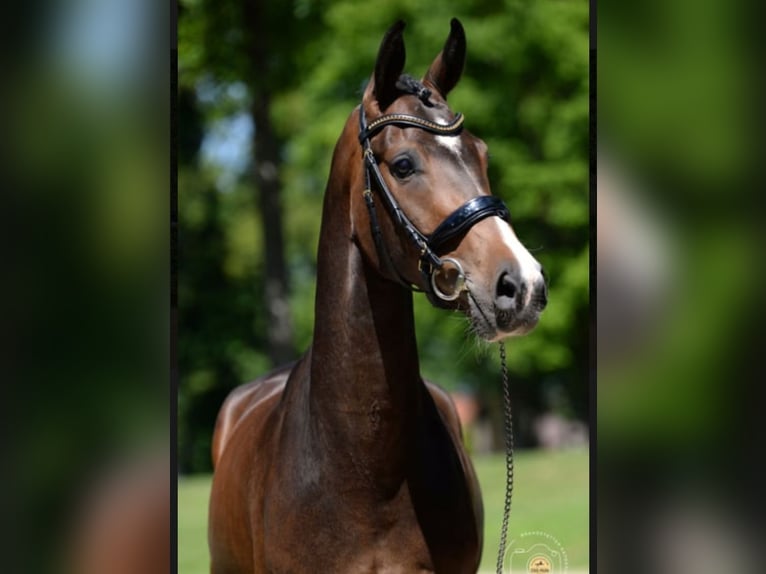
[504,531,568,574]
[528,555,552,573]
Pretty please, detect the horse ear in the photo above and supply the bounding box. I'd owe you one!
[372,20,406,111]
[424,18,466,99]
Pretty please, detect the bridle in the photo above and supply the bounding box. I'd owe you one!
[359,104,519,574]
[358,104,511,306]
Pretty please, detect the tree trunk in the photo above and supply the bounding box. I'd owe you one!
[251,94,295,366]
[242,1,296,366]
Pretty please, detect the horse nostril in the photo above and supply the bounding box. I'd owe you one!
[496,272,517,302]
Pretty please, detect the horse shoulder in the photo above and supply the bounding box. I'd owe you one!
[211,362,294,467]
[424,380,464,440]
[424,379,485,556]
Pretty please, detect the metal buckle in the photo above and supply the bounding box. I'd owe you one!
[431,257,466,301]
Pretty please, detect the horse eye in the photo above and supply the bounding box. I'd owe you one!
[391,157,415,179]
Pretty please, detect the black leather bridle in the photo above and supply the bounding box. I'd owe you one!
[358,104,511,305]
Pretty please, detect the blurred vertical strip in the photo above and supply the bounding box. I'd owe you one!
[171,2,179,574]
[599,0,764,572]
[0,0,169,572]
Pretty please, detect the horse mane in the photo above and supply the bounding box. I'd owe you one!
[395,74,433,105]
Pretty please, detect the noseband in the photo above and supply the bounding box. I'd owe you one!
[358,104,511,305]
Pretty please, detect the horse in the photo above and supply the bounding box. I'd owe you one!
[208,19,547,574]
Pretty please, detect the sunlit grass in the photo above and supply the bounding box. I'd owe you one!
[475,449,589,572]
[178,474,214,574]
[178,449,589,573]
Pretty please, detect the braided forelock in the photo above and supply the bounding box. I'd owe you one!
[395,74,432,105]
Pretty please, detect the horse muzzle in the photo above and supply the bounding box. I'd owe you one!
[493,273,548,336]
[464,265,548,341]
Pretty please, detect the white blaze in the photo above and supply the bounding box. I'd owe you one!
[434,134,462,156]
[432,113,542,303]
[434,135,485,195]
[488,217,542,306]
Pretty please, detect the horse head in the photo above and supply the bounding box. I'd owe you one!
[352,19,547,341]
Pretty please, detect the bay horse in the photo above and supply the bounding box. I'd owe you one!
[208,19,547,574]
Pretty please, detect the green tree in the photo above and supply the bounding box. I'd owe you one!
[178,0,589,472]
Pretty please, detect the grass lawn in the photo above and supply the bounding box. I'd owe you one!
[178,449,588,573]
[178,473,215,574]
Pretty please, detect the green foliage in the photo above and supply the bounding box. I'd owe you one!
[178,0,589,472]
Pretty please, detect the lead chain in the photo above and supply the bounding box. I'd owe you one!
[495,341,515,574]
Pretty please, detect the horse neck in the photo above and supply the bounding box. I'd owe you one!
[311,237,422,409]
[307,115,424,491]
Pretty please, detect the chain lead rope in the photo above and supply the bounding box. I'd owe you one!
[495,341,515,574]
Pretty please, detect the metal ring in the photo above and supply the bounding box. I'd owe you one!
[431,257,467,301]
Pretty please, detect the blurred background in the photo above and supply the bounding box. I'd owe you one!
[1,1,167,573]
[598,0,764,572]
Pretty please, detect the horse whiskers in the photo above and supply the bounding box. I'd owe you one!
[465,285,496,343]
[466,326,492,357]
